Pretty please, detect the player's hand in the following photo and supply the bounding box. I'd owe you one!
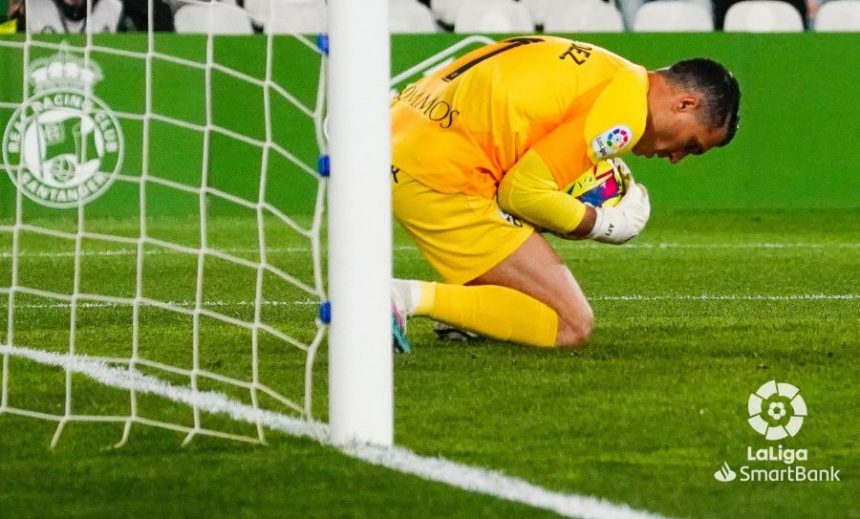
[585,181,650,244]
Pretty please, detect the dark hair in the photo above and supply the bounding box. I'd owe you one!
[661,58,741,146]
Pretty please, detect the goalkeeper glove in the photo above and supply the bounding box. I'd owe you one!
[585,181,650,244]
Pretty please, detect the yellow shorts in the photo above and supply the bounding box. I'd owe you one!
[392,168,534,285]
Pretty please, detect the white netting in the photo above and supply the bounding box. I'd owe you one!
[0,1,329,445]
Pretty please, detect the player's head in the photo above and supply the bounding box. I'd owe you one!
[635,58,740,164]
[52,0,98,21]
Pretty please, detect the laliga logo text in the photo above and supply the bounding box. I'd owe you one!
[713,380,840,484]
[3,47,123,208]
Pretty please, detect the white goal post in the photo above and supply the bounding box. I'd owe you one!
[326,0,393,446]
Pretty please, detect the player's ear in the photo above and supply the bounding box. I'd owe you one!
[675,94,701,113]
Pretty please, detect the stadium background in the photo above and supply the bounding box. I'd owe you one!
[2,33,859,215]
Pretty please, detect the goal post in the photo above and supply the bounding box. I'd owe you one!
[0,0,394,448]
[326,0,394,446]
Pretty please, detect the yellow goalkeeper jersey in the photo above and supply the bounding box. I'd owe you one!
[391,36,649,199]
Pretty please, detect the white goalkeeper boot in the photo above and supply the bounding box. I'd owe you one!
[391,279,418,353]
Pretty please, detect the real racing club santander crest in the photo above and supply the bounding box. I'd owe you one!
[3,49,123,208]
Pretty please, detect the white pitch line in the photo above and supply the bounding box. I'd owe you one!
[1,242,858,259]
[0,247,320,259]
[0,293,857,311]
[346,443,666,519]
[0,343,668,519]
[557,242,860,251]
[594,293,860,302]
[0,298,320,310]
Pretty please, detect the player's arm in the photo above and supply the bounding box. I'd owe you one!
[499,151,650,244]
[2,0,24,32]
[584,69,649,163]
[497,151,595,236]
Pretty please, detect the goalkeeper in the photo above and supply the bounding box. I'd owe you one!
[391,36,740,350]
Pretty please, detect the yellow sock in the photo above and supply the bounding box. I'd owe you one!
[414,281,437,315]
[417,282,558,348]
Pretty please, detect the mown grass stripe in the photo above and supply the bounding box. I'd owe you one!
[1,241,858,259]
[0,343,668,519]
[1,293,856,310]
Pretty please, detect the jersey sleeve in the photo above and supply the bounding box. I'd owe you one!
[497,150,588,234]
[0,18,17,33]
[584,69,649,163]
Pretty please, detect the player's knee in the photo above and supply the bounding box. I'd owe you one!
[555,304,594,348]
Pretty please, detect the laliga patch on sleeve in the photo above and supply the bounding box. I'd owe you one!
[591,125,633,159]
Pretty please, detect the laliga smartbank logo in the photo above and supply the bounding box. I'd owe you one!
[747,380,806,440]
[3,47,123,208]
[591,125,631,160]
[713,380,840,484]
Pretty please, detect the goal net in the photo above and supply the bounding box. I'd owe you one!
[0,0,392,447]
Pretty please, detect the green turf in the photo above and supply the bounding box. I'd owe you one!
[0,210,857,518]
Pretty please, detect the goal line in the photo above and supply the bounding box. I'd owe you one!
[0,341,669,519]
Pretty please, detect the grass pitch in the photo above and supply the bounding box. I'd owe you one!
[0,209,858,519]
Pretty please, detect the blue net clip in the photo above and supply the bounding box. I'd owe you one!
[316,34,329,55]
[318,301,331,325]
[317,154,330,178]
